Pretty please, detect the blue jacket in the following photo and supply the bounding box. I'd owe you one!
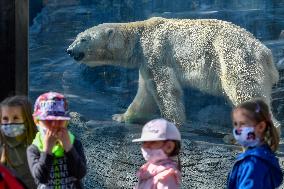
[227,144,283,189]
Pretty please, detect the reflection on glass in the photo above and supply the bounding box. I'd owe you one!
[29,1,284,188]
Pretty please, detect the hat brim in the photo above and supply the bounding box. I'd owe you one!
[132,138,144,142]
[132,138,167,142]
[36,116,70,120]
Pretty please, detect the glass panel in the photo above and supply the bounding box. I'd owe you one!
[29,1,284,188]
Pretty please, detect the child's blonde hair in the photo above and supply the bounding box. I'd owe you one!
[0,96,37,166]
[234,98,279,152]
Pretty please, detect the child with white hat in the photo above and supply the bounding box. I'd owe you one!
[132,118,181,189]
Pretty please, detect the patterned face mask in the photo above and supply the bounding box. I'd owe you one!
[233,126,260,147]
[1,123,25,137]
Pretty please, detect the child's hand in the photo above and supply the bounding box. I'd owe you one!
[57,127,72,152]
[43,129,57,154]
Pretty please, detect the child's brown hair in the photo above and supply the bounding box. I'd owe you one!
[234,98,279,152]
[168,140,181,171]
[0,96,37,166]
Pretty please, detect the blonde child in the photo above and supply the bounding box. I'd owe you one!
[27,92,87,188]
[132,118,181,189]
[227,99,283,189]
[0,95,37,188]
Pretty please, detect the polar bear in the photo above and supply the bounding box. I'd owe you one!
[67,17,279,127]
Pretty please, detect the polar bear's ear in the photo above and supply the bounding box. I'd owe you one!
[105,28,115,39]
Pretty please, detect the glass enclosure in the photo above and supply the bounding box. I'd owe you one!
[29,0,284,188]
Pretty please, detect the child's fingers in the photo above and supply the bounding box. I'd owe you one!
[57,131,63,138]
[56,127,67,136]
[61,127,68,134]
[62,129,69,141]
[45,129,57,139]
[45,129,52,137]
[51,131,57,137]
[50,126,57,133]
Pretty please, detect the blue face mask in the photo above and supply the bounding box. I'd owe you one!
[1,123,25,137]
[233,126,260,147]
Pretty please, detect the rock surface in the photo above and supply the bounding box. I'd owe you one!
[29,2,284,188]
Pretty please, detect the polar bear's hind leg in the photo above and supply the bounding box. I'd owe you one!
[215,35,281,131]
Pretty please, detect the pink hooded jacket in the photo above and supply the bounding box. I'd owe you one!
[134,158,181,189]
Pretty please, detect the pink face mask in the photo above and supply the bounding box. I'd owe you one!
[141,147,168,162]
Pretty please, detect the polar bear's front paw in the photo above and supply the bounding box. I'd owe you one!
[112,114,125,122]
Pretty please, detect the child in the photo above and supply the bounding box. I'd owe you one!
[132,118,181,189]
[0,96,37,188]
[27,92,87,188]
[227,98,283,189]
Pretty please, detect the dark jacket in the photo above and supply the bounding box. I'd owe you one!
[227,144,283,189]
[27,137,87,189]
[0,136,36,189]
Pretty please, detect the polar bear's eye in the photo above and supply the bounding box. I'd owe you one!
[80,38,87,42]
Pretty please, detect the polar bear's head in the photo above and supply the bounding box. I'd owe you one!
[67,23,135,67]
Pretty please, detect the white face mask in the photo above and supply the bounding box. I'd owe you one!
[233,126,260,147]
[1,123,25,137]
[37,126,47,137]
[141,147,168,162]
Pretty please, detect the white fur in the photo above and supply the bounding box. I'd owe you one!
[68,17,279,127]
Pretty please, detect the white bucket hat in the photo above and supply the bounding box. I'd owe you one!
[132,118,181,142]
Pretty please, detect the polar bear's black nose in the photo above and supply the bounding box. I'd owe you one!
[66,48,84,61]
[66,49,73,56]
